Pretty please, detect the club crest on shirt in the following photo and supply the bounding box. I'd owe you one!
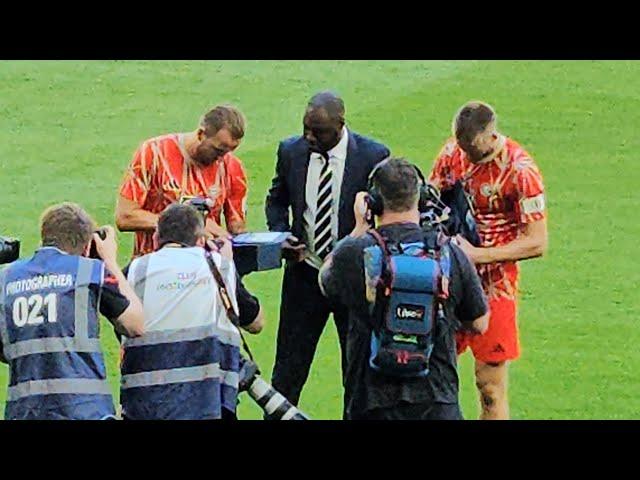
[480,183,494,197]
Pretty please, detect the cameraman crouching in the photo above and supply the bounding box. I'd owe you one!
[120,203,264,420]
[0,203,144,420]
[319,158,489,420]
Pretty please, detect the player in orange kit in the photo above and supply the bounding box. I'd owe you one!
[429,101,548,419]
[116,105,248,258]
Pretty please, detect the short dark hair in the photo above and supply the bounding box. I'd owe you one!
[201,104,246,140]
[307,91,345,122]
[157,204,205,247]
[40,202,96,255]
[373,157,420,213]
[454,101,496,144]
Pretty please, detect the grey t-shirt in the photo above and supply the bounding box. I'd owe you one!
[320,222,488,417]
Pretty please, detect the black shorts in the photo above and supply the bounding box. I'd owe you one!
[352,402,463,420]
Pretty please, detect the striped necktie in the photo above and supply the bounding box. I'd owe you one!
[314,153,333,260]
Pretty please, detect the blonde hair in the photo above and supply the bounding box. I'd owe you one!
[201,104,246,140]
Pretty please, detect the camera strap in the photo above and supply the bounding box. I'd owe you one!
[204,253,255,362]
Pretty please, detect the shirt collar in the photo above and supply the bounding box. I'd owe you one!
[178,133,196,165]
[322,126,349,161]
[37,246,70,256]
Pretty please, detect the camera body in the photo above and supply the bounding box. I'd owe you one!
[181,196,211,225]
[186,197,211,219]
[0,236,20,265]
[184,196,288,276]
[88,228,108,259]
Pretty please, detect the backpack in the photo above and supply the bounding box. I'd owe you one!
[364,229,451,378]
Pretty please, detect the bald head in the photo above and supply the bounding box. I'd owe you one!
[303,91,346,154]
[307,91,345,122]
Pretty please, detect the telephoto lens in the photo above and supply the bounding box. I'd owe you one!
[238,357,310,420]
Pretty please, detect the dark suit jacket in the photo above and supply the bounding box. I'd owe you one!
[265,130,390,243]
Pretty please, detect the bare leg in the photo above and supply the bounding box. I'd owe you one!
[475,360,509,420]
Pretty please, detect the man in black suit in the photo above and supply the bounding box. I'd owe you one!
[265,91,390,408]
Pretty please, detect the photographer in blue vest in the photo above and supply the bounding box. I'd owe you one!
[120,203,264,420]
[319,157,489,420]
[0,203,145,420]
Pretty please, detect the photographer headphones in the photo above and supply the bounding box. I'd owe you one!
[366,158,432,216]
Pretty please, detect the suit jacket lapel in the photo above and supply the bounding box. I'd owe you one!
[338,130,359,230]
[294,139,311,228]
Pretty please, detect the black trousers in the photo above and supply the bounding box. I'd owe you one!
[121,408,237,421]
[351,402,464,420]
[271,261,349,408]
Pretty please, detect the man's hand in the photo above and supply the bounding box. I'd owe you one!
[205,217,231,240]
[226,220,248,235]
[206,237,233,261]
[93,226,119,265]
[350,191,371,237]
[281,235,307,263]
[455,235,481,263]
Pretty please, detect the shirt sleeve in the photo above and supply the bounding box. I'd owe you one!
[235,274,261,327]
[320,236,369,314]
[98,267,131,323]
[223,155,248,231]
[513,155,546,225]
[119,140,156,207]
[428,139,456,190]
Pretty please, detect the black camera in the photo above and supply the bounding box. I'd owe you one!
[88,228,108,259]
[181,197,211,224]
[438,181,481,246]
[184,196,288,277]
[186,197,211,216]
[418,181,481,246]
[238,357,310,420]
[0,236,20,265]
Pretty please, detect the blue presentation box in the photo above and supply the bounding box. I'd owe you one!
[231,232,291,276]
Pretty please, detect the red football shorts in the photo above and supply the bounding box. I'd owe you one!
[456,296,519,363]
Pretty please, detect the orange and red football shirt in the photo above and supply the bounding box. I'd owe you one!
[119,133,248,257]
[429,136,546,301]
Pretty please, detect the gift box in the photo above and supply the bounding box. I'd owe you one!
[231,232,291,276]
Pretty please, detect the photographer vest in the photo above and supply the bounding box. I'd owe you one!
[0,247,115,420]
[121,247,242,420]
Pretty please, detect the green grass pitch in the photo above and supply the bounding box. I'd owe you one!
[0,60,638,419]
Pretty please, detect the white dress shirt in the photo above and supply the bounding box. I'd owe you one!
[303,126,349,269]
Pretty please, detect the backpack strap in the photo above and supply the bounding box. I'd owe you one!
[204,252,255,362]
[366,229,396,332]
[422,230,451,300]
[367,229,394,298]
